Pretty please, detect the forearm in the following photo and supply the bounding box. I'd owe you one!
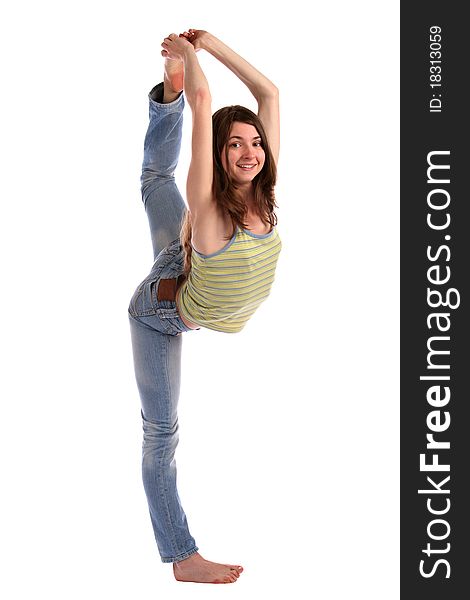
[204,34,277,100]
[182,48,211,106]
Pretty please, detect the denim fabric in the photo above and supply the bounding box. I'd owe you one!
[128,237,192,336]
[128,82,199,563]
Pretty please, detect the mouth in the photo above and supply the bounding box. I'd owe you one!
[237,163,257,171]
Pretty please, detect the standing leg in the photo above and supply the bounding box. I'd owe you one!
[141,73,187,261]
[130,61,199,564]
[129,52,243,582]
[129,314,199,562]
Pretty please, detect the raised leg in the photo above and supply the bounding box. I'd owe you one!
[141,76,187,260]
[128,314,199,562]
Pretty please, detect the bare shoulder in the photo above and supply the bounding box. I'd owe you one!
[191,205,235,256]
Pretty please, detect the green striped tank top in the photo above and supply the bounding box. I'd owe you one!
[178,226,282,333]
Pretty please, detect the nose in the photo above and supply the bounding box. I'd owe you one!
[241,148,255,159]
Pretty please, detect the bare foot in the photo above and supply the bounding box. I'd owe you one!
[163,58,184,103]
[173,551,244,584]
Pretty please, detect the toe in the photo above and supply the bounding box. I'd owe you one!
[225,563,243,573]
[229,568,240,578]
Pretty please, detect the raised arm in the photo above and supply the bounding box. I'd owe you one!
[161,34,215,219]
[185,30,280,166]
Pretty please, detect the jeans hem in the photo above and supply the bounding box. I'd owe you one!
[149,82,184,110]
[161,545,199,564]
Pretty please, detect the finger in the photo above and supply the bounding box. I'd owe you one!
[161,50,168,57]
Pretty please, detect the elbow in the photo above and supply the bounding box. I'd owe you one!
[268,84,279,97]
[257,85,279,102]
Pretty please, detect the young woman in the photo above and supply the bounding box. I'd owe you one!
[128,29,281,584]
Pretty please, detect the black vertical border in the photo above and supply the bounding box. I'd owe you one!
[401,3,469,598]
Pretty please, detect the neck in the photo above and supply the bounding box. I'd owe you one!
[240,184,255,206]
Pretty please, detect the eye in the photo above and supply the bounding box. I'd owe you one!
[230,142,241,148]
[254,141,262,147]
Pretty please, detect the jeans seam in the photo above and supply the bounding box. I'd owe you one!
[158,334,181,556]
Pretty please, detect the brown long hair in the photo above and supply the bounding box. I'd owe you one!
[179,105,278,276]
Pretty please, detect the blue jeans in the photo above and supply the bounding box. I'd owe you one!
[128,82,199,563]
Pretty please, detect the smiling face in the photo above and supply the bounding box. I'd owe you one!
[221,121,266,185]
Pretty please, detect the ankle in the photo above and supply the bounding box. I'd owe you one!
[173,551,202,567]
[162,76,182,102]
[162,92,179,103]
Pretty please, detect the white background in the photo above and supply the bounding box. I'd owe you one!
[1,1,399,598]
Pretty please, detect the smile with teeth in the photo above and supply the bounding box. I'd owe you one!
[237,164,257,169]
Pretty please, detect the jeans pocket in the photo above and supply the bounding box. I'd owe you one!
[156,303,180,322]
[154,291,181,333]
[129,274,159,317]
[129,239,187,329]
[154,279,191,335]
